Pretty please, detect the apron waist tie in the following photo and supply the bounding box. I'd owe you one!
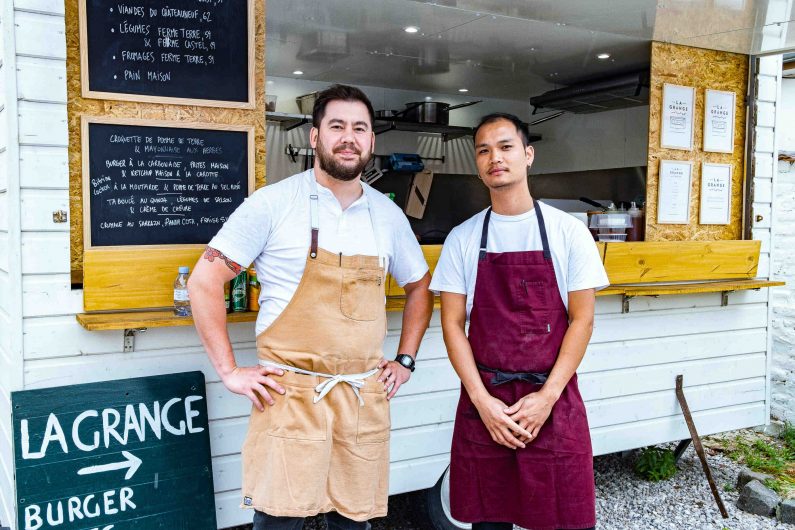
[259,360,379,406]
[476,363,549,386]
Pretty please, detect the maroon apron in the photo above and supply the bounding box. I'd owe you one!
[449,201,596,530]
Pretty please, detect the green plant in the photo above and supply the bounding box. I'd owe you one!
[634,446,677,482]
[723,483,734,492]
[781,421,795,456]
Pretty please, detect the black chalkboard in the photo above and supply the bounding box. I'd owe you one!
[13,371,217,530]
[85,119,251,247]
[82,0,251,105]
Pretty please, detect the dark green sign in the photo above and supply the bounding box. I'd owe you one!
[12,371,217,530]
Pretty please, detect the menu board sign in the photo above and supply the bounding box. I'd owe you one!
[703,89,736,153]
[82,117,253,248]
[657,160,693,224]
[700,163,732,225]
[79,0,254,107]
[13,371,217,530]
[661,84,695,151]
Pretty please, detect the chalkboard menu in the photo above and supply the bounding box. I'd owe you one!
[13,371,217,530]
[80,0,253,106]
[83,118,252,247]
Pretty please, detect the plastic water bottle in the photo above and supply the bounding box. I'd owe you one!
[173,266,192,317]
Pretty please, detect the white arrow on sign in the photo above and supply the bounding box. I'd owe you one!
[77,451,142,480]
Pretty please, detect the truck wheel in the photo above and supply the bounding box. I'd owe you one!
[425,466,471,530]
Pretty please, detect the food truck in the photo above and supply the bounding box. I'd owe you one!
[0,0,791,528]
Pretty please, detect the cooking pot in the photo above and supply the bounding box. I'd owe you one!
[374,102,422,120]
[402,100,481,125]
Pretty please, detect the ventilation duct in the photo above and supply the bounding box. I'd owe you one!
[530,70,650,114]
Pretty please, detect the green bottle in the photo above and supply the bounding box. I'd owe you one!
[231,271,248,312]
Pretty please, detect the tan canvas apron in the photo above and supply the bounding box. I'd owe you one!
[241,176,390,521]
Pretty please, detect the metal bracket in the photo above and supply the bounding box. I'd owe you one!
[720,290,733,306]
[123,328,147,353]
[621,294,633,314]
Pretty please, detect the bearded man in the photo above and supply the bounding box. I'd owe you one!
[188,84,433,530]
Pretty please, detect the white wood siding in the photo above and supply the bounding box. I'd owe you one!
[3,4,778,529]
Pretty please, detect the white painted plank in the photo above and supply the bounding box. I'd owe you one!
[580,352,766,401]
[754,152,774,178]
[215,490,251,529]
[13,10,65,59]
[596,287,768,316]
[591,304,768,343]
[586,377,766,429]
[756,100,776,128]
[22,315,258,358]
[20,231,69,274]
[20,188,68,231]
[759,56,781,76]
[758,252,771,278]
[757,75,779,102]
[0,151,7,191]
[17,100,67,146]
[19,144,68,189]
[21,274,82,317]
[391,423,453,463]
[0,417,14,530]
[0,193,7,232]
[755,126,775,152]
[0,232,8,269]
[14,0,65,14]
[0,347,12,395]
[582,328,767,374]
[384,327,445,361]
[0,309,11,360]
[23,346,259,387]
[753,228,771,253]
[209,416,247,457]
[754,178,773,204]
[16,56,66,103]
[591,402,766,455]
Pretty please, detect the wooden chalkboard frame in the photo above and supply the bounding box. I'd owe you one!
[78,0,256,109]
[81,115,255,251]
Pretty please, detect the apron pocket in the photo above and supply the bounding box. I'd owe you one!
[356,381,391,443]
[513,279,549,309]
[266,383,327,441]
[341,270,383,321]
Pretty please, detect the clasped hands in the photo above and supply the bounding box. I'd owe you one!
[473,390,556,450]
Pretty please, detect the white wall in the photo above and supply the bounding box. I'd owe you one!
[770,76,795,423]
[265,76,648,183]
[0,0,24,527]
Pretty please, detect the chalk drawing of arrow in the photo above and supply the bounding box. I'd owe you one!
[77,451,142,480]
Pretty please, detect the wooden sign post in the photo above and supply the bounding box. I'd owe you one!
[12,371,217,530]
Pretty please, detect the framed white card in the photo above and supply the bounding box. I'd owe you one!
[657,160,693,224]
[703,89,736,153]
[700,163,732,225]
[661,84,695,151]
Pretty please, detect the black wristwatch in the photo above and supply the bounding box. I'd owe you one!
[394,354,416,372]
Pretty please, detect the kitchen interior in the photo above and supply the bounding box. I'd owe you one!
[264,0,655,245]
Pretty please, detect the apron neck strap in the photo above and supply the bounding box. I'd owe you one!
[478,200,551,261]
[308,170,382,264]
[533,199,552,261]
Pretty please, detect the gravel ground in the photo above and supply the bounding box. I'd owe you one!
[230,431,794,530]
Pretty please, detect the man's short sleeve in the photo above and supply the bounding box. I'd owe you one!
[566,222,609,292]
[207,192,272,269]
[429,230,467,295]
[388,213,429,287]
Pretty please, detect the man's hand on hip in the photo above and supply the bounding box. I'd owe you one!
[377,359,411,400]
[222,365,285,412]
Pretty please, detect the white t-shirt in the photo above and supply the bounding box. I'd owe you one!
[209,169,428,335]
[429,202,609,320]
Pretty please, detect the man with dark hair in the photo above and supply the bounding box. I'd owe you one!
[431,112,608,530]
[189,84,433,529]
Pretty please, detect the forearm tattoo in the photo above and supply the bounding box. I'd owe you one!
[203,246,243,274]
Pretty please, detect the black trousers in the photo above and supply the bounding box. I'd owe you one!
[472,523,596,530]
[252,510,371,530]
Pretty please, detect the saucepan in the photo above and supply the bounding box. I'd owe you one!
[401,100,482,125]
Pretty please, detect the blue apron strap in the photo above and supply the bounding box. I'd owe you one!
[533,199,551,260]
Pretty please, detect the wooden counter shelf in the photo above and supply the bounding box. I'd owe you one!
[76,310,257,332]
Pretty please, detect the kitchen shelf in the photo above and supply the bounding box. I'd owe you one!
[266,111,543,143]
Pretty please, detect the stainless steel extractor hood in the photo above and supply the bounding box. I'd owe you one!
[530,70,650,114]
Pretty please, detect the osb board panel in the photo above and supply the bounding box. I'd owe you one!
[646,42,747,241]
[602,240,760,284]
[652,3,755,53]
[67,0,267,275]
